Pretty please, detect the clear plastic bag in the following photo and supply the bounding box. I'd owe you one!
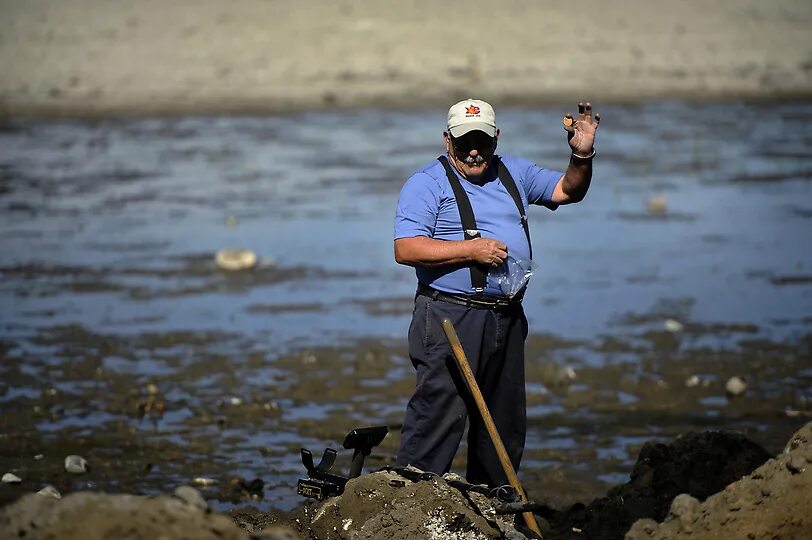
[490,254,535,299]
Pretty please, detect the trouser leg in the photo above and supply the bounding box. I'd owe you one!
[396,296,487,474]
[466,307,528,487]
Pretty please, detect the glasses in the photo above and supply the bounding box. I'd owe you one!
[450,131,496,156]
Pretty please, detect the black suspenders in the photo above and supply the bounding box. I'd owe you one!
[437,155,532,292]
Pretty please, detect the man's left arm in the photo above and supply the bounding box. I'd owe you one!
[552,101,601,205]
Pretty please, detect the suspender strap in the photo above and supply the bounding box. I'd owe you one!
[493,156,532,259]
[437,156,488,291]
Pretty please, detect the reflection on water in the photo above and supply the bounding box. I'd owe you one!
[1,101,811,511]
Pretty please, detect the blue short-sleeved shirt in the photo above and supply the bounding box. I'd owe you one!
[394,154,563,296]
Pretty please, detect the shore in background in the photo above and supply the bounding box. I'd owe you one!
[1,0,811,117]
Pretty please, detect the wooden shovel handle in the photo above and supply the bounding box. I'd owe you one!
[441,318,542,537]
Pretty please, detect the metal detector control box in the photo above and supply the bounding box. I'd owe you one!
[297,425,388,500]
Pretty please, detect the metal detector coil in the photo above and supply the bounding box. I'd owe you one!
[297,425,388,500]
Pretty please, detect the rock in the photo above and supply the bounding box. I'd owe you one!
[538,362,576,387]
[64,454,88,474]
[2,472,22,484]
[663,318,683,333]
[37,485,62,499]
[250,528,303,540]
[0,491,246,540]
[216,248,257,271]
[783,421,811,455]
[192,477,218,487]
[174,485,208,511]
[786,455,807,474]
[646,196,667,215]
[667,493,700,531]
[685,374,701,387]
[725,376,747,397]
[625,518,659,540]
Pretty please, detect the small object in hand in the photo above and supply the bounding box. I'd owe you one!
[562,115,574,127]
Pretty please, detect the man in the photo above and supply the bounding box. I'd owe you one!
[393,98,599,487]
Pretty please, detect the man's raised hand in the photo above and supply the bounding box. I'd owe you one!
[563,102,600,157]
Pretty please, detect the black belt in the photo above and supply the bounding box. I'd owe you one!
[416,284,522,310]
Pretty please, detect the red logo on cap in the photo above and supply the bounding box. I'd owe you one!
[465,105,480,115]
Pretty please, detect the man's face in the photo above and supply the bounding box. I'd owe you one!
[445,129,498,180]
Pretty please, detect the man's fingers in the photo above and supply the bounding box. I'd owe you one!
[595,112,601,126]
[578,102,585,115]
[584,102,592,117]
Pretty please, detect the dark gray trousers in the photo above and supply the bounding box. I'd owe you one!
[396,293,528,487]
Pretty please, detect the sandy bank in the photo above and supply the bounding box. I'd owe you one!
[1,0,811,117]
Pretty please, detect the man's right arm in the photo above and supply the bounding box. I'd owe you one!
[394,236,508,268]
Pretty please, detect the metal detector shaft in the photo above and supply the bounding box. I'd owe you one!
[441,317,543,538]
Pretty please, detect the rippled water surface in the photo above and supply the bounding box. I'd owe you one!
[1,101,811,511]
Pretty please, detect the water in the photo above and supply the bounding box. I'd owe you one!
[1,101,811,511]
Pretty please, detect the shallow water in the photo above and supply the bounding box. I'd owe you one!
[1,101,811,511]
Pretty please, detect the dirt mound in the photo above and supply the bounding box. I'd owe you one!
[0,488,296,540]
[280,469,529,540]
[626,421,812,540]
[539,430,772,539]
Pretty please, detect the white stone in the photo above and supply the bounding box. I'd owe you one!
[215,248,257,271]
[664,319,684,333]
[37,485,61,499]
[64,455,88,474]
[2,473,21,484]
[174,485,207,511]
[725,376,748,396]
[685,375,701,387]
[191,477,217,486]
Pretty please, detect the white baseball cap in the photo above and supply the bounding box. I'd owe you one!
[447,99,497,138]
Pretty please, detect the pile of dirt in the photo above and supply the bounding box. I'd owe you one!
[297,470,532,540]
[626,421,812,539]
[0,488,298,540]
[538,430,773,539]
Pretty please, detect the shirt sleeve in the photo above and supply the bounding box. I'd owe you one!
[394,172,441,239]
[517,157,563,211]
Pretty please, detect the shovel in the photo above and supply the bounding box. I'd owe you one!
[441,317,543,538]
